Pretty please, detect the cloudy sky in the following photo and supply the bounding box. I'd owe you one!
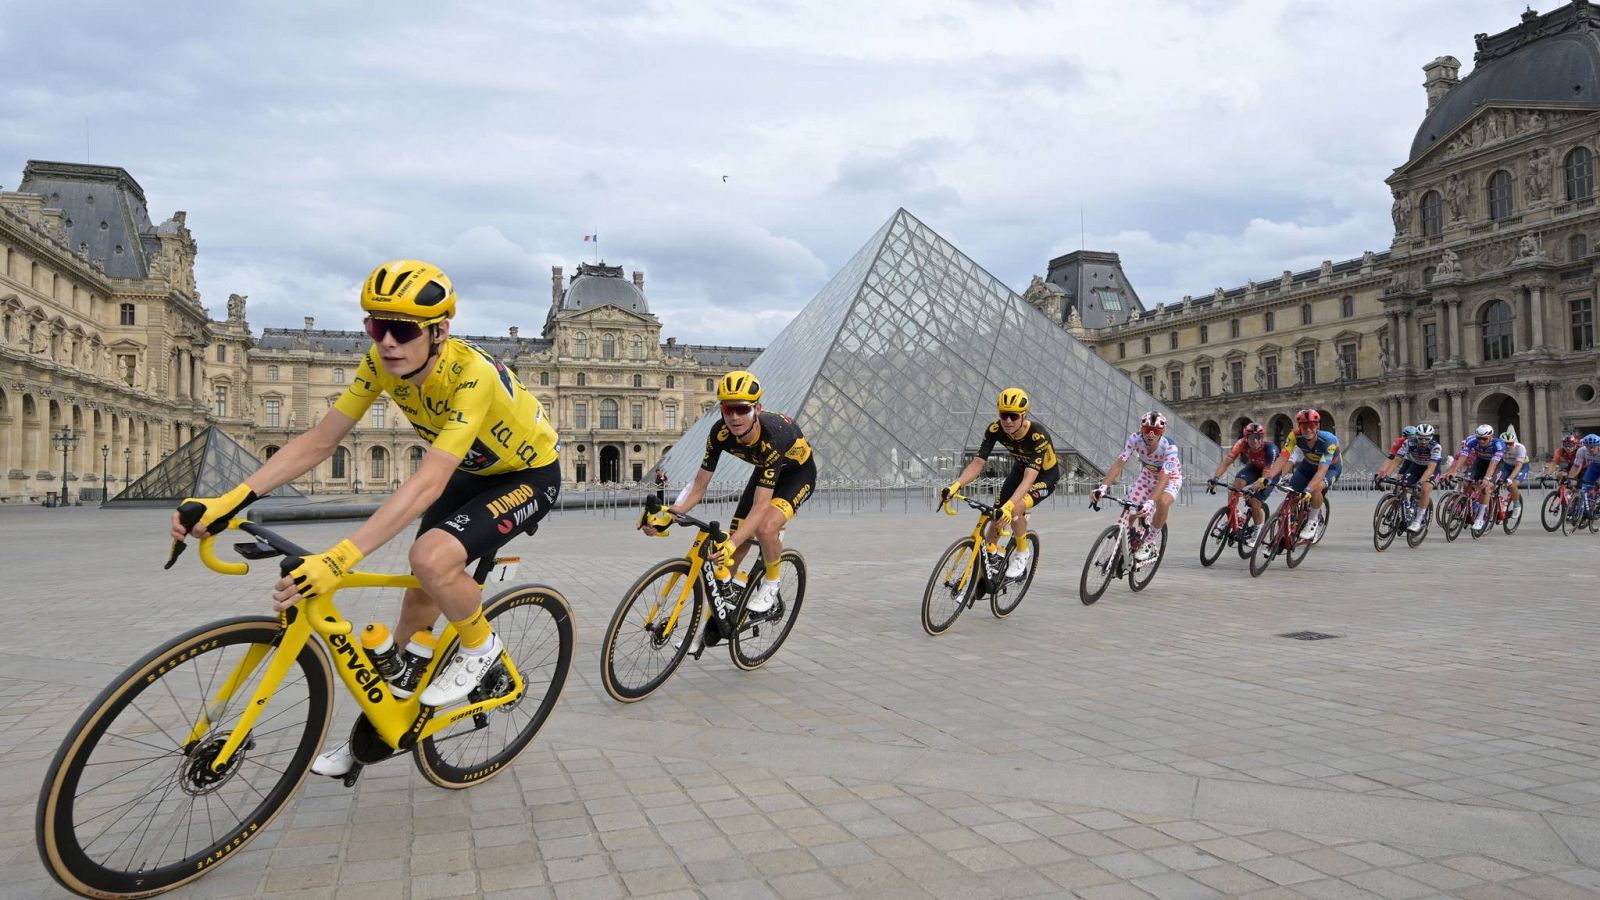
[2,0,1523,346]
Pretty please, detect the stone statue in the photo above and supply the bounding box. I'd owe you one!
[1378,334,1392,372]
[1280,270,1293,290]
[1189,375,1198,395]
[1435,248,1461,277]
[1066,304,1082,326]
[227,294,247,321]
[1158,382,1167,401]
[1391,190,1412,233]
[1523,149,1553,202]
[1254,366,1266,390]
[1021,275,1068,321]
[1219,370,1231,394]
[1446,174,1468,221]
[1515,232,1542,261]
[1336,353,1349,382]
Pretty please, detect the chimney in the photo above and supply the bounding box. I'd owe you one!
[508,325,519,339]
[666,336,676,347]
[632,270,644,293]
[551,266,563,306]
[303,316,315,330]
[1422,56,1461,113]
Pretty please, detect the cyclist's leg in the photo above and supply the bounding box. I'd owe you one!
[1470,458,1493,519]
[726,476,761,570]
[1235,465,1263,523]
[1152,471,1181,528]
[752,461,815,571]
[396,469,488,641]
[987,465,1026,548]
[1013,470,1058,554]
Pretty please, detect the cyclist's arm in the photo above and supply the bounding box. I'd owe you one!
[344,448,459,555]
[671,468,715,515]
[247,410,357,495]
[1100,458,1126,486]
[1212,445,1237,480]
[952,457,986,490]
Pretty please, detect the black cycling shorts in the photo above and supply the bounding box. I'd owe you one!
[998,463,1059,508]
[732,458,816,527]
[418,462,561,563]
[1470,457,1494,482]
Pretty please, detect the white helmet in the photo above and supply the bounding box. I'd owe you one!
[1416,423,1436,438]
[1140,411,1167,433]
[1475,424,1494,438]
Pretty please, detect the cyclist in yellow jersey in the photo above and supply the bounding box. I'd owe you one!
[170,260,562,777]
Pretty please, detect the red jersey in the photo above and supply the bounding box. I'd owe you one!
[1552,446,1578,469]
[1387,435,1407,458]
[1225,438,1279,471]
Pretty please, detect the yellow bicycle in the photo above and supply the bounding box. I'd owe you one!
[921,491,1040,636]
[600,499,807,702]
[36,518,574,899]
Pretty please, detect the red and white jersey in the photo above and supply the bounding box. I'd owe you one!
[1119,432,1182,475]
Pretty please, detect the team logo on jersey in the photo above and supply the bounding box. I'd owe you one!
[445,514,471,532]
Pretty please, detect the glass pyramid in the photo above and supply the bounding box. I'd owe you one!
[111,426,305,505]
[661,208,1219,487]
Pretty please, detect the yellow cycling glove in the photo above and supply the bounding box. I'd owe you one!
[640,507,675,536]
[997,500,1015,525]
[287,539,364,602]
[177,482,259,535]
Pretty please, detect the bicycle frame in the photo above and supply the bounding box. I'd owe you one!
[940,491,1000,593]
[183,520,528,773]
[637,500,746,645]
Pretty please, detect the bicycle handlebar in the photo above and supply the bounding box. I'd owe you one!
[641,497,730,543]
[940,490,1001,517]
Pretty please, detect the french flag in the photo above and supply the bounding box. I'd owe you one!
[583,234,598,242]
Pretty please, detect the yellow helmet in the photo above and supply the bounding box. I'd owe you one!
[360,260,456,321]
[717,370,762,403]
[997,388,1029,415]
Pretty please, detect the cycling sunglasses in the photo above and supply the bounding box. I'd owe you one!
[720,402,755,417]
[363,316,430,344]
[998,411,1022,422]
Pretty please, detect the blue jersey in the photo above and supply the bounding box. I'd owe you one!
[1463,436,1506,463]
[1399,437,1442,466]
[1283,429,1341,467]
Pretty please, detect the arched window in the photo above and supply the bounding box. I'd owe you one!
[331,447,349,479]
[666,375,675,388]
[409,446,425,475]
[574,333,588,357]
[602,334,616,359]
[369,446,388,481]
[263,445,280,460]
[577,372,586,386]
[333,367,345,384]
[630,334,644,359]
[540,371,549,386]
[632,373,642,388]
[705,378,714,392]
[1482,300,1514,361]
[1488,170,1514,220]
[1421,191,1444,237]
[600,398,619,429]
[1300,303,1313,326]
[1567,147,1595,201]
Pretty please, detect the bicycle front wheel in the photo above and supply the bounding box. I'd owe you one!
[1312,493,1332,545]
[1443,495,1468,541]
[1199,508,1229,567]
[1502,496,1523,534]
[1128,525,1168,592]
[1079,525,1121,605]
[1373,496,1400,552]
[1405,501,1432,548]
[730,550,807,671]
[1542,491,1563,532]
[600,559,703,703]
[38,616,333,899]
[991,532,1039,618]
[1248,509,1284,577]
[923,537,977,635]
[416,585,575,788]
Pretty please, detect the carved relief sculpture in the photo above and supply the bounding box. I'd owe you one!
[1435,248,1462,277]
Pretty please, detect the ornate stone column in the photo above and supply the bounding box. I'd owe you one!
[1449,388,1469,441]
[1529,284,1546,350]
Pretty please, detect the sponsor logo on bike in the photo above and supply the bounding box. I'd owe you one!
[328,632,387,703]
[149,639,220,683]
[194,822,258,871]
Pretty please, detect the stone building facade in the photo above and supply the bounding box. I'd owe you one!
[0,162,247,503]
[1072,2,1600,460]
[248,262,757,493]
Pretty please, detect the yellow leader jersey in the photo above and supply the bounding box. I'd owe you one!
[333,338,560,476]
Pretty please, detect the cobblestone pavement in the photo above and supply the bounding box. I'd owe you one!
[4,491,1600,898]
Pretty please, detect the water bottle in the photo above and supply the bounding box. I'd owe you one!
[360,623,404,682]
[390,630,438,700]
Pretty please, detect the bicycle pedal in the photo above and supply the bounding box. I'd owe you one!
[340,762,364,788]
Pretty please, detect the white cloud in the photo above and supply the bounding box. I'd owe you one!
[0,0,1524,343]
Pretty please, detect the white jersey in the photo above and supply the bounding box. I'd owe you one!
[1502,442,1528,466]
[1118,433,1182,476]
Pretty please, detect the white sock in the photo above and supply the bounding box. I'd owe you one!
[462,634,499,657]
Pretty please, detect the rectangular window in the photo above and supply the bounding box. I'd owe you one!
[216,344,226,363]
[119,303,136,326]
[1422,322,1438,368]
[1264,355,1279,390]
[1338,342,1358,381]
[1199,366,1212,398]
[1169,370,1182,401]
[631,403,644,429]
[1229,318,1240,339]
[1341,295,1355,318]
[214,386,227,417]
[372,402,386,429]
[265,398,281,428]
[665,406,677,430]
[1301,304,1313,326]
[1168,331,1178,350]
[1573,297,1595,351]
[1141,336,1151,354]
[540,371,550,386]
[601,403,618,429]
[1141,373,1154,394]
[574,402,588,430]
[1264,311,1275,332]
[1230,360,1243,394]
[1118,342,1126,359]
[1299,349,1317,385]
[1199,324,1209,344]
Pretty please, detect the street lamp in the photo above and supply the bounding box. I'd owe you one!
[100,444,109,504]
[51,426,78,508]
[123,446,132,490]
[143,447,150,477]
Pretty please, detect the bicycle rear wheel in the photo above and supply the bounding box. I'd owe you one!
[922,537,977,635]
[1199,508,1230,567]
[38,616,332,899]
[1285,506,1314,569]
[1502,496,1523,534]
[1079,525,1121,605]
[1373,496,1400,552]
[990,532,1039,618]
[600,559,703,702]
[1442,495,1468,541]
[1312,493,1332,545]
[1405,501,1432,548]
[416,585,575,788]
[1542,491,1563,532]
[1128,525,1168,592]
[730,550,807,670]
[1469,499,1493,539]
[1248,509,1284,577]
[1435,490,1455,529]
